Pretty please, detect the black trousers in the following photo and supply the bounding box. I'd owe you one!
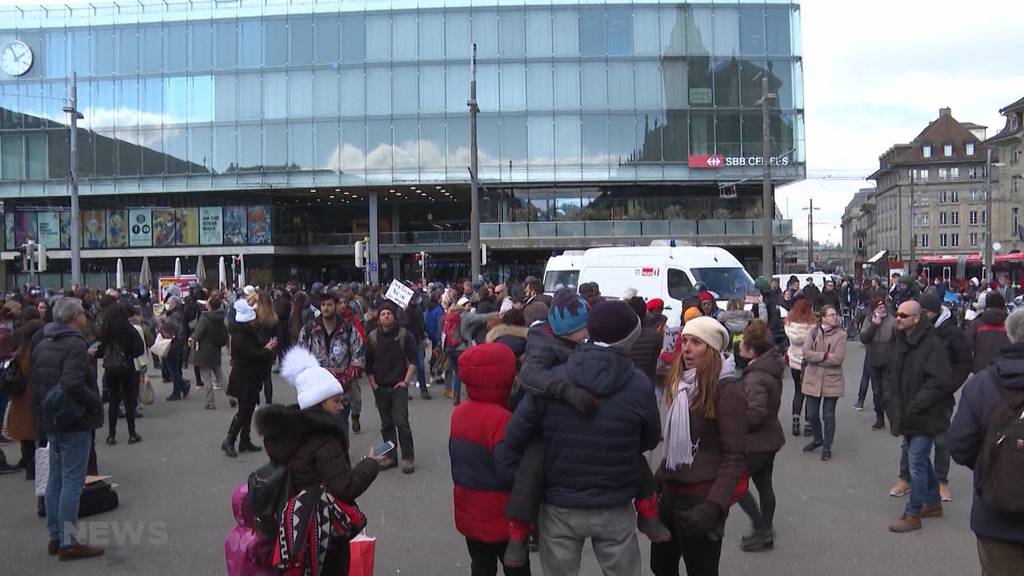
[738,451,778,531]
[466,538,532,576]
[320,537,350,574]
[868,365,886,418]
[232,398,258,441]
[650,493,724,576]
[373,385,414,460]
[791,368,807,421]
[106,370,140,437]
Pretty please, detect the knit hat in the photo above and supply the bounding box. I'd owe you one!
[457,343,516,405]
[681,316,731,353]
[456,296,471,308]
[587,300,641,349]
[281,346,344,410]
[986,291,1006,310]
[683,306,703,323]
[699,291,716,303]
[919,293,941,315]
[548,288,590,336]
[524,301,549,325]
[243,285,256,297]
[646,298,665,312]
[234,298,256,323]
[754,276,771,293]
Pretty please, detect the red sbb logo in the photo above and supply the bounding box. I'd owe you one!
[689,154,725,169]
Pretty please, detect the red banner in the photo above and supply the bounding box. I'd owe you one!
[688,154,725,169]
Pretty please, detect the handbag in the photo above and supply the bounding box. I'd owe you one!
[42,385,87,430]
[150,334,172,359]
[139,372,155,406]
[0,357,25,397]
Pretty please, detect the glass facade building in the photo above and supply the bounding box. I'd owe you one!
[0,0,803,285]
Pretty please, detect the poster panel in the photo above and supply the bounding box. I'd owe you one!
[247,206,271,245]
[14,212,37,247]
[178,207,199,246]
[60,210,72,249]
[223,206,248,245]
[37,211,60,249]
[152,208,178,247]
[199,206,222,245]
[129,209,152,247]
[81,210,106,248]
[107,210,128,248]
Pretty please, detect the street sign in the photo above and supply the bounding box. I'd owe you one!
[369,260,377,272]
[385,279,414,308]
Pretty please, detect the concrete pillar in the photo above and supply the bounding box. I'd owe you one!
[391,254,402,281]
[369,190,380,284]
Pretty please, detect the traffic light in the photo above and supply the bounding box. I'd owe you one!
[354,240,366,268]
[36,243,47,272]
[481,243,488,266]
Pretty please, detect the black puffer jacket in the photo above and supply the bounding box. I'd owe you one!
[227,322,275,402]
[967,307,1009,373]
[31,322,104,434]
[518,323,577,399]
[256,404,379,500]
[885,320,956,437]
[740,350,786,453]
[629,323,663,386]
[933,308,972,391]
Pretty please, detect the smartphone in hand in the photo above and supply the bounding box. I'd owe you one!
[371,440,396,459]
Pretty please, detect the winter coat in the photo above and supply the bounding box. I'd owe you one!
[160,307,187,350]
[257,404,379,501]
[656,375,748,512]
[97,323,146,374]
[226,323,276,402]
[224,483,277,576]
[401,302,427,342]
[461,311,497,346]
[7,320,44,442]
[449,345,518,543]
[933,307,972,391]
[718,309,752,336]
[518,323,577,399]
[801,324,846,398]
[500,343,662,509]
[192,309,227,369]
[967,307,1009,373]
[424,304,444,344]
[740,350,787,454]
[859,314,896,368]
[885,320,956,437]
[630,323,664,387]
[819,288,841,312]
[754,291,786,346]
[296,315,366,388]
[31,322,104,434]
[802,284,822,309]
[484,324,529,359]
[475,297,498,315]
[784,321,813,370]
[948,343,1024,544]
[365,324,417,387]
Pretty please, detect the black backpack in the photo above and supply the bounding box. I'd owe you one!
[212,319,230,348]
[102,341,132,376]
[975,386,1024,514]
[247,461,293,537]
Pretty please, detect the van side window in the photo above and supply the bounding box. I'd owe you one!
[668,269,694,301]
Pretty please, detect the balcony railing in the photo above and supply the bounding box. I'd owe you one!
[480,219,793,239]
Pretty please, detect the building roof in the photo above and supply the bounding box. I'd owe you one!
[986,95,1024,147]
[869,108,989,180]
[999,95,1024,115]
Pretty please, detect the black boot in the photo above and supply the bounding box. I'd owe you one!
[237,430,262,453]
[791,415,801,437]
[222,417,240,458]
[741,527,775,552]
[872,415,885,430]
[37,496,46,517]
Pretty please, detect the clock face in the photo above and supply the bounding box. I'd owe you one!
[1,41,33,77]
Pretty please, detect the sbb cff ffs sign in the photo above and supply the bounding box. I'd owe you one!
[688,154,792,169]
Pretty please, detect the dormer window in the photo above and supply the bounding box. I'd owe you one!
[923,145,932,158]
[944,144,953,157]
[966,142,975,155]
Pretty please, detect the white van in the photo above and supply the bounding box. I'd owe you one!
[542,251,585,293]
[546,246,756,328]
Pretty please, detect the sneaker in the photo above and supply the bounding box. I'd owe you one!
[889,479,911,497]
[802,425,813,437]
[165,394,182,402]
[920,504,944,518]
[401,459,415,474]
[213,384,222,391]
[854,401,864,411]
[802,441,822,453]
[205,403,216,410]
[821,449,832,461]
[444,389,453,400]
[351,416,361,434]
[58,543,105,561]
[939,482,952,502]
[228,397,238,408]
[128,434,142,445]
[420,390,432,400]
[872,417,885,431]
[379,457,398,470]
[888,513,922,533]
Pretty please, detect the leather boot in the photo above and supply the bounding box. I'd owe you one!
[222,417,240,458]
[791,415,801,437]
[872,415,885,430]
[237,430,262,453]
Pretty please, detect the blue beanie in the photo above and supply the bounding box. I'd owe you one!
[548,288,589,336]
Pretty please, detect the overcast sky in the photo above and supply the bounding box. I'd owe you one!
[780,0,1024,244]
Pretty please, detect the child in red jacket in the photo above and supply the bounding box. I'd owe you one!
[449,343,531,575]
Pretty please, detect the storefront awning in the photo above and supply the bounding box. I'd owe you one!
[866,250,888,264]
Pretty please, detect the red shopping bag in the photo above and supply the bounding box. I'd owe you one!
[348,535,376,576]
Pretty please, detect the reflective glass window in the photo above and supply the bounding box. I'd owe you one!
[164,76,188,125]
[527,62,553,111]
[766,7,792,56]
[314,120,339,170]
[289,121,314,170]
[447,115,469,166]
[141,25,162,73]
[239,124,262,171]
[340,69,365,115]
[713,58,739,106]
[289,71,313,117]
[579,8,605,57]
[45,32,66,77]
[660,7,686,56]
[771,112,795,156]
[240,20,263,68]
[554,114,581,167]
[340,119,365,171]
[262,123,286,168]
[582,113,609,165]
[608,63,634,109]
[713,7,740,57]
[94,131,114,176]
[419,12,445,60]
[688,111,713,155]
[1,135,24,180]
[188,125,212,173]
[73,29,96,76]
[500,9,526,58]
[553,62,580,110]
[742,110,763,155]
[48,129,69,180]
[500,114,527,164]
[314,70,339,116]
[528,114,554,168]
[663,59,688,109]
[314,15,340,64]
[687,57,712,107]
[213,75,236,121]
[215,21,238,69]
[636,111,665,161]
[366,67,391,116]
[687,6,712,55]
[393,118,418,169]
[581,63,607,110]
[634,61,663,110]
[141,78,163,125]
[237,73,262,120]
[499,63,525,112]
[116,78,139,128]
[525,9,552,57]
[264,18,288,66]
[477,113,500,168]
[445,63,469,113]
[552,9,579,57]
[393,66,418,115]
[366,14,392,62]
[393,13,418,61]
[633,8,660,56]
[118,27,139,75]
[262,72,287,119]
[290,16,314,65]
[141,128,165,175]
[213,125,235,173]
[662,110,687,160]
[77,131,95,177]
[419,65,445,113]
[165,130,187,174]
[608,112,637,163]
[606,7,632,57]
[341,15,366,63]
[165,24,187,73]
[420,117,445,169]
[740,6,766,56]
[189,22,213,70]
[717,111,741,156]
[366,118,392,172]
[445,11,471,60]
[472,9,499,59]
[769,60,793,108]
[117,129,141,176]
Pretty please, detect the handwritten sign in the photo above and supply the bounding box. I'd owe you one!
[385,279,414,309]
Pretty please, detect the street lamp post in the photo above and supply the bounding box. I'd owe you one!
[755,73,777,278]
[62,72,84,286]
[985,148,994,281]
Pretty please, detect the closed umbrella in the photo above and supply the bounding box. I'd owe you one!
[195,254,207,286]
[115,258,124,290]
[174,257,181,277]
[140,256,152,289]
[218,256,226,290]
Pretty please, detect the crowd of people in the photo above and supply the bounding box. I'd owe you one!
[0,269,1021,575]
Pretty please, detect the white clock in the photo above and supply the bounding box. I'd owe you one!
[1,40,33,77]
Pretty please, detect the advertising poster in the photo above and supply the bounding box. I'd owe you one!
[199,206,222,245]
[129,208,152,247]
[158,275,199,303]
[178,207,199,246]
[247,205,271,244]
[60,210,72,249]
[106,210,128,248]
[81,210,106,248]
[15,212,38,247]
[37,211,61,249]
[223,206,247,245]
[152,208,178,247]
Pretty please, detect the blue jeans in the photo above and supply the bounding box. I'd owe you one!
[414,339,428,394]
[448,349,464,401]
[46,430,93,547]
[165,347,187,396]
[905,435,941,516]
[805,396,837,450]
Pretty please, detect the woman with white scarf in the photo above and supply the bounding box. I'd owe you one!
[651,317,749,576]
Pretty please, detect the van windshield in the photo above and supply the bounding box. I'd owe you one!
[544,270,580,292]
[690,268,757,300]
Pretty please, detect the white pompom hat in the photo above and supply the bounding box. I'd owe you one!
[281,346,343,410]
